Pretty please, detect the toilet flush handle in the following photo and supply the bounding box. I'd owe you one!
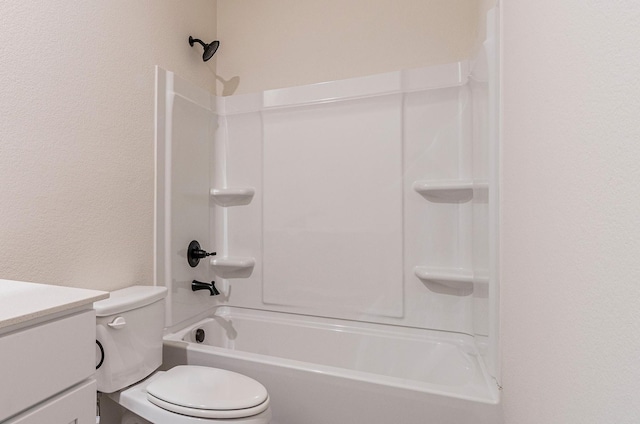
[107,316,126,330]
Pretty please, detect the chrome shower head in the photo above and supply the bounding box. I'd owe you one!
[189,36,220,62]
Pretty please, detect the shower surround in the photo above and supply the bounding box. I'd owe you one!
[155,10,499,423]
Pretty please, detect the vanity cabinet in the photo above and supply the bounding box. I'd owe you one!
[0,280,107,423]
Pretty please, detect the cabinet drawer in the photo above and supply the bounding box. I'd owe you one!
[6,379,96,424]
[0,310,95,422]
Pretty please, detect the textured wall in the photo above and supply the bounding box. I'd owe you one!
[502,1,640,422]
[0,1,217,290]
[216,0,480,94]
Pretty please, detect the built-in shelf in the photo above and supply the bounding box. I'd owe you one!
[414,266,487,289]
[211,256,256,278]
[210,187,255,207]
[412,180,488,203]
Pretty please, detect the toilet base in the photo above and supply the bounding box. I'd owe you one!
[107,372,272,424]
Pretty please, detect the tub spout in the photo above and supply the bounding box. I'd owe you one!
[192,280,220,296]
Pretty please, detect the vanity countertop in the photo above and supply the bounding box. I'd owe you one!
[0,279,108,331]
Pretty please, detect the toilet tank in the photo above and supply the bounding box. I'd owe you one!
[94,286,168,393]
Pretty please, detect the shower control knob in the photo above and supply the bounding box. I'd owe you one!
[187,240,216,267]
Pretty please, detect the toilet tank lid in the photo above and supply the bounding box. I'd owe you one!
[94,285,168,317]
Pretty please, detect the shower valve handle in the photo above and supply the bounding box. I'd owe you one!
[192,249,215,259]
[187,240,216,268]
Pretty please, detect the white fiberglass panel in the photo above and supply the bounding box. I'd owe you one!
[168,94,214,327]
[402,86,475,333]
[214,64,477,332]
[404,87,471,271]
[156,68,216,328]
[262,95,404,318]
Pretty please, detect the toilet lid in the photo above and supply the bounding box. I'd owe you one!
[146,366,270,419]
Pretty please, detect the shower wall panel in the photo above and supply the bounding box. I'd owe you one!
[262,96,404,318]
[214,63,482,334]
[156,68,217,329]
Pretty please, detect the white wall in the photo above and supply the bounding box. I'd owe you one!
[501,1,640,422]
[216,0,481,94]
[0,1,217,290]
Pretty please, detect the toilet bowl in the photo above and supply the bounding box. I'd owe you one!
[95,286,272,424]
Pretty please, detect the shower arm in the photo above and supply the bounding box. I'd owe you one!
[189,36,206,48]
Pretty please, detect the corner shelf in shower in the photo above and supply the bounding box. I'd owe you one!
[210,187,255,207]
[414,266,488,289]
[210,256,256,278]
[412,180,488,203]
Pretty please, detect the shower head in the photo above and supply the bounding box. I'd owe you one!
[189,36,220,62]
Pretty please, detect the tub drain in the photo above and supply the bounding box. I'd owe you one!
[195,328,205,343]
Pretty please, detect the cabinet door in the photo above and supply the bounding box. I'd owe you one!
[0,310,95,421]
[6,379,96,424]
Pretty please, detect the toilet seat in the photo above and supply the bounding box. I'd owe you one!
[113,370,272,424]
[146,366,270,419]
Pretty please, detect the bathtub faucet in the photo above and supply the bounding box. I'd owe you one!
[192,280,220,296]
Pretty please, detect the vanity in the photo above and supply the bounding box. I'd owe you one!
[0,279,108,423]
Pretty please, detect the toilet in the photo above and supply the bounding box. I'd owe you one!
[94,286,272,424]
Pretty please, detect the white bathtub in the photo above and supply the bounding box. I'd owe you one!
[163,307,500,424]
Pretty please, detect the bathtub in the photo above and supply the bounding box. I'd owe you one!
[163,307,500,424]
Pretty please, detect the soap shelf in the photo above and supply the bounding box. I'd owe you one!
[414,266,488,289]
[211,256,256,279]
[210,187,255,207]
[412,180,487,203]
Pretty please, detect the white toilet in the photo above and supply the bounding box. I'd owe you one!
[94,286,272,424]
